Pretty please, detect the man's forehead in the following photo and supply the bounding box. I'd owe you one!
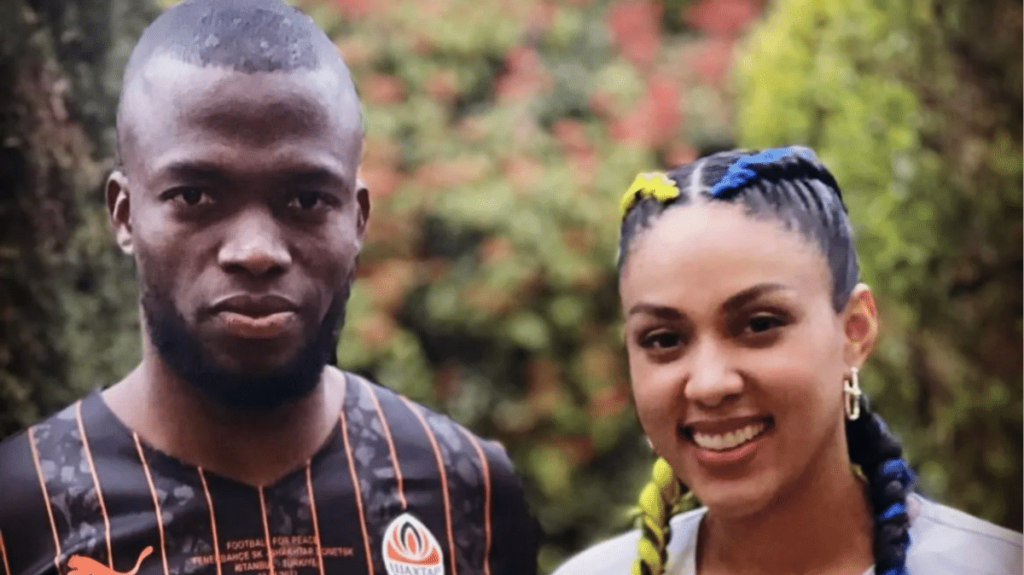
[123,55,358,133]
[117,55,362,175]
[136,55,343,103]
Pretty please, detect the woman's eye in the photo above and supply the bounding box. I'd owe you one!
[746,314,786,334]
[641,331,682,350]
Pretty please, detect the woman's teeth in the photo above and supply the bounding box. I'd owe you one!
[692,422,767,451]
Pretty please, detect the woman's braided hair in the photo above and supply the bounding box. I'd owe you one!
[620,147,916,575]
[632,458,683,575]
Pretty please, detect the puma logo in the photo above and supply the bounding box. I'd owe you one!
[67,546,153,575]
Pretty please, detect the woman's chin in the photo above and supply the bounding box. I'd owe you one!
[689,476,785,520]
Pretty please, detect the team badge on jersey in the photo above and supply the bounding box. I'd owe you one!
[382,512,444,575]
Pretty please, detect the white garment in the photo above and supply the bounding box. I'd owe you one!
[552,494,1022,575]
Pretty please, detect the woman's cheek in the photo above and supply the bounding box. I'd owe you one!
[630,359,680,441]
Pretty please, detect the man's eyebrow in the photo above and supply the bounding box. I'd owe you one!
[156,160,228,181]
[721,282,791,311]
[155,160,348,185]
[284,166,348,186]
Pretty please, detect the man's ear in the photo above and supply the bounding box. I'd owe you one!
[106,170,133,255]
[842,283,879,369]
[355,176,370,239]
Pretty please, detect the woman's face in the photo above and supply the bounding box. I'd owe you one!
[619,201,876,518]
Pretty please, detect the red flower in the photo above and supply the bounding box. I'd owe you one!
[607,0,664,69]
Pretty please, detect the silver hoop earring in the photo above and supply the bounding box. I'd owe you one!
[843,367,862,421]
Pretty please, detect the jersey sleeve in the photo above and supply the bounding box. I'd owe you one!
[478,438,540,575]
[0,429,61,575]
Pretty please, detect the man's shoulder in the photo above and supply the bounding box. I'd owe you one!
[0,399,87,534]
[0,401,78,491]
[907,494,1023,575]
[343,371,517,472]
[342,372,539,575]
[0,425,37,500]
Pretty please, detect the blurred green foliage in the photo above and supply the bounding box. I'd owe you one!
[301,0,765,569]
[737,0,1022,531]
[0,0,155,438]
[1,0,1019,573]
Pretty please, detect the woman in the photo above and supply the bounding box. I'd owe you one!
[554,147,1022,575]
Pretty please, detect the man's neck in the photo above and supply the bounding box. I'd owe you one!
[697,438,875,575]
[103,356,346,487]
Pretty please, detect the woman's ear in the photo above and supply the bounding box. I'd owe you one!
[842,283,879,368]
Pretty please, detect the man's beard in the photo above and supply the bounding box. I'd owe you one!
[141,284,349,411]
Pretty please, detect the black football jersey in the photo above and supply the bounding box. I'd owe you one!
[0,373,537,575]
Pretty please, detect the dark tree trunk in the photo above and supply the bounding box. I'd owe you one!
[0,0,156,439]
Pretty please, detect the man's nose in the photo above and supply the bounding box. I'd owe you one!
[683,339,744,408]
[217,210,292,277]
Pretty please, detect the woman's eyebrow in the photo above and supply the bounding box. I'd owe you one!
[626,284,792,320]
[626,303,684,320]
[721,282,792,312]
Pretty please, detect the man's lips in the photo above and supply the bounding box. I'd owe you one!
[209,293,299,316]
[216,311,298,339]
[208,294,300,339]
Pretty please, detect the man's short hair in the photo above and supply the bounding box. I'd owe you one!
[124,0,339,77]
[116,0,361,165]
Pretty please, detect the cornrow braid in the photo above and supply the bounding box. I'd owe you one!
[619,147,857,311]
[621,147,914,574]
[847,396,916,575]
[631,458,684,575]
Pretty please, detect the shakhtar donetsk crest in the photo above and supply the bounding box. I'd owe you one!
[382,512,444,575]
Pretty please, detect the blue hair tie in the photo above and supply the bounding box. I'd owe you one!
[708,145,814,198]
[879,502,908,520]
[881,458,915,486]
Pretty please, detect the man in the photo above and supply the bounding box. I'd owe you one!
[0,1,538,574]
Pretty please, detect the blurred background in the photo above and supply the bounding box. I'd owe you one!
[0,0,1020,572]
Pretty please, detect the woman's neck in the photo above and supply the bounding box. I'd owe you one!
[697,445,875,575]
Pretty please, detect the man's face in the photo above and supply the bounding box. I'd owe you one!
[110,56,368,409]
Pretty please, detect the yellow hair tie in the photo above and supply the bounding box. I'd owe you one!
[619,172,681,218]
[631,457,683,575]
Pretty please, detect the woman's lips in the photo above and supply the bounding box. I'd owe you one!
[679,416,775,464]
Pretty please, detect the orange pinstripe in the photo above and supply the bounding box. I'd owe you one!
[257,486,278,575]
[0,529,11,575]
[133,433,170,575]
[360,378,408,509]
[458,428,493,575]
[399,397,458,575]
[339,412,374,575]
[27,426,62,573]
[304,461,326,575]
[196,468,223,575]
[76,400,113,568]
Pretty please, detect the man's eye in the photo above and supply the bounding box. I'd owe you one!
[170,187,211,206]
[290,191,326,210]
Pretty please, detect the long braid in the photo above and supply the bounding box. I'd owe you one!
[631,458,683,575]
[847,396,915,574]
[621,147,915,573]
